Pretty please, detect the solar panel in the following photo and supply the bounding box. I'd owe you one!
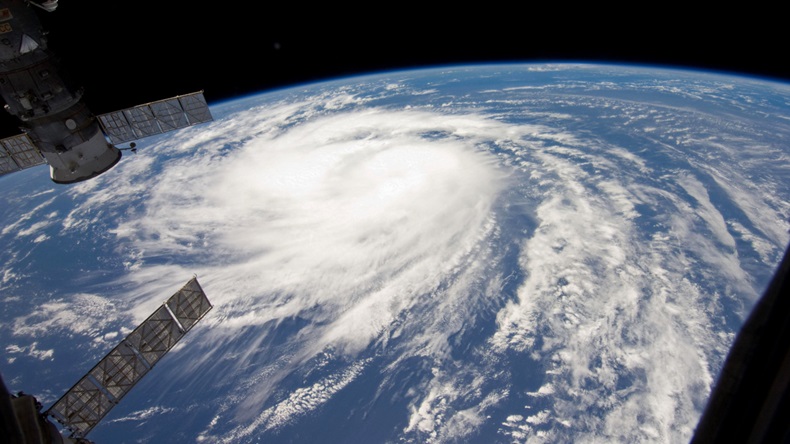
[150,99,189,131]
[178,93,212,124]
[0,133,46,176]
[96,111,136,143]
[47,277,212,438]
[123,105,159,139]
[97,91,213,144]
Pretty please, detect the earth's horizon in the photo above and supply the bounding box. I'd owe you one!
[1,63,789,443]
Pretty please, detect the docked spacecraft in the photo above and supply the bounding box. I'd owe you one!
[0,0,212,183]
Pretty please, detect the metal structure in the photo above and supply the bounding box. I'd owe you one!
[43,277,213,440]
[0,133,45,175]
[0,1,213,183]
[97,92,213,144]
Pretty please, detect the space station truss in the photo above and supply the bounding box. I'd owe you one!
[46,277,213,438]
[96,91,213,144]
[0,133,46,176]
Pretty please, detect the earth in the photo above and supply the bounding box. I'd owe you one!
[1,63,789,443]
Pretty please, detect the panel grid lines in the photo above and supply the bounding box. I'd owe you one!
[0,133,46,176]
[46,277,212,438]
[97,91,213,144]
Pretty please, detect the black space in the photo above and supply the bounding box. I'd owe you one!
[3,2,788,131]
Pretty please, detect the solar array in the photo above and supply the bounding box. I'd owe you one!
[97,91,213,144]
[46,278,213,438]
[0,133,45,176]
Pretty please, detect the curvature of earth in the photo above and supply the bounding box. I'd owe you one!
[1,63,789,443]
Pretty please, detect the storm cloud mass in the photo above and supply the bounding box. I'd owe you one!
[2,65,788,443]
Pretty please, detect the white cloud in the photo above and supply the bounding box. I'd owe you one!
[105,406,175,424]
[487,135,768,442]
[62,101,523,440]
[5,342,54,361]
[32,234,49,243]
[12,293,120,341]
[1,197,57,237]
[43,73,789,443]
[215,358,370,443]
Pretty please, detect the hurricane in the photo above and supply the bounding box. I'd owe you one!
[2,64,788,443]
